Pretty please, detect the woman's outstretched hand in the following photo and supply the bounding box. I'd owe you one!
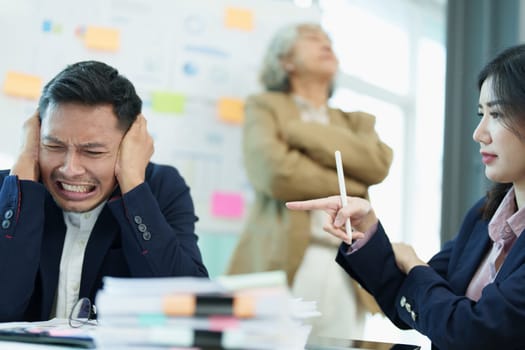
[286,195,378,244]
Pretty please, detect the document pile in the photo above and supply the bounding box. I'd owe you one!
[94,271,319,349]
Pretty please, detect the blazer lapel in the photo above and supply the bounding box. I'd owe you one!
[40,194,66,318]
[80,204,119,298]
[272,93,301,123]
[448,221,491,294]
[328,107,344,126]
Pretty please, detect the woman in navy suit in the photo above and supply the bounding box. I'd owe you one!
[286,44,525,349]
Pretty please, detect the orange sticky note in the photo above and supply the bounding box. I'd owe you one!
[163,294,196,316]
[211,192,245,219]
[2,71,42,100]
[224,7,254,31]
[84,26,120,51]
[217,97,244,123]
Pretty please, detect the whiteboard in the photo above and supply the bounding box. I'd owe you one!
[0,0,319,236]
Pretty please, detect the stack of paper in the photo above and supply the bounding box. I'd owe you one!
[94,271,319,349]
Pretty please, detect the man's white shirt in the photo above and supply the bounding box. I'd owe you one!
[52,202,105,318]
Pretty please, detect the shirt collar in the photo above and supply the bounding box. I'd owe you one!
[63,201,106,230]
[488,187,525,241]
[292,94,330,125]
[292,94,328,114]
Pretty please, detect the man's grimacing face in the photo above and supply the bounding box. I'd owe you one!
[39,103,125,213]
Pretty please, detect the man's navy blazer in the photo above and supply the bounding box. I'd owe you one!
[0,162,208,322]
[336,198,525,349]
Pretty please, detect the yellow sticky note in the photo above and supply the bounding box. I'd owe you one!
[217,97,244,123]
[84,26,120,52]
[224,7,254,31]
[151,91,185,114]
[2,71,42,100]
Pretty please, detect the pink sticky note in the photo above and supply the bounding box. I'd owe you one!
[211,192,244,219]
[209,316,239,331]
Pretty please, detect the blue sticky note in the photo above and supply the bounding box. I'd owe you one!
[42,20,52,32]
[183,62,198,76]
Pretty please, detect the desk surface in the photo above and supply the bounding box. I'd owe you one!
[306,336,421,350]
[0,337,422,350]
[0,322,421,350]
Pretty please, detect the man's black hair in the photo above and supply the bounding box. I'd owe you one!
[38,60,142,131]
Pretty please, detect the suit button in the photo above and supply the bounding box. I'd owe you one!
[1,219,10,229]
[4,209,13,219]
[142,231,151,241]
[400,296,406,308]
[138,223,147,232]
[134,216,142,224]
[405,303,412,313]
[411,310,417,321]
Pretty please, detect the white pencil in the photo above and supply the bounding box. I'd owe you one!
[335,150,352,240]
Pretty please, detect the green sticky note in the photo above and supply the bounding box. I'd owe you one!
[151,91,185,114]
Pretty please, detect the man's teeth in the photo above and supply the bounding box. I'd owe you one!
[61,183,91,193]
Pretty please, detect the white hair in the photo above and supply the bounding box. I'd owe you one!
[259,22,324,92]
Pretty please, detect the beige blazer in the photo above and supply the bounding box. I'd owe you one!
[227,92,393,312]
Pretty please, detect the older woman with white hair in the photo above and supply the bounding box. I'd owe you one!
[227,22,393,339]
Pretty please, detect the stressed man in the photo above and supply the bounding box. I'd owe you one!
[0,61,208,322]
